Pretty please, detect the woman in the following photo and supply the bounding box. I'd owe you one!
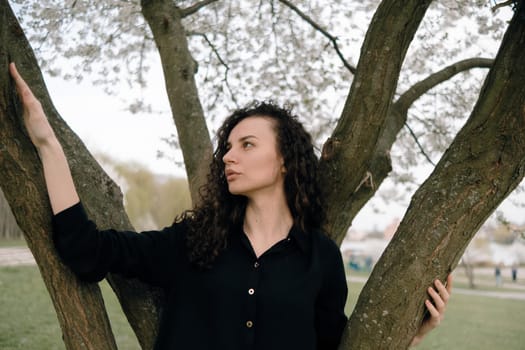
[9,62,451,349]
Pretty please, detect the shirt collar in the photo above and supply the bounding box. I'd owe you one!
[288,225,311,254]
[234,223,311,255]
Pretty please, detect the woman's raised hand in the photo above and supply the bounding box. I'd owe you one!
[9,62,79,214]
[9,63,56,149]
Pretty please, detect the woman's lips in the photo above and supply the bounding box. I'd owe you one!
[225,169,240,181]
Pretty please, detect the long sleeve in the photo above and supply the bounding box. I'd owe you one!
[315,237,348,350]
[52,202,186,287]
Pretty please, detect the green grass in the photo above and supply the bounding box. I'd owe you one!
[345,279,525,350]
[0,238,27,248]
[0,266,140,350]
[452,280,523,293]
[1,266,524,349]
[415,293,525,350]
[0,266,63,350]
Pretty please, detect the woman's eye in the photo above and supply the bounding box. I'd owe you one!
[243,142,253,149]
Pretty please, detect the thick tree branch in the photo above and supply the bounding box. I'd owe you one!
[142,0,213,204]
[491,0,515,12]
[180,0,219,18]
[396,58,493,112]
[277,0,356,74]
[320,0,433,240]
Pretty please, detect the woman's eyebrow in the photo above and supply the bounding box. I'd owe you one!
[227,135,258,145]
[239,135,258,142]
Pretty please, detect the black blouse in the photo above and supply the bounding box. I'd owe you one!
[52,202,348,350]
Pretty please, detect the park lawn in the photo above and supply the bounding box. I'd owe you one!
[0,238,27,248]
[0,266,140,350]
[1,265,524,349]
[414,291,525,350]
[345,281,525,350]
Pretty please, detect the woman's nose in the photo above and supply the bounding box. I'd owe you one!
[223,148,236,164]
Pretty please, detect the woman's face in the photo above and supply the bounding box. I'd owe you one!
[223,116,285,198]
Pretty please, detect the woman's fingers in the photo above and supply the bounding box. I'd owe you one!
[435,276,452,306]
[411,275,453,346]
[9,63,39,108]
[9,62,54,147]
[426,275,453,322]
[9,63,29,97]
[445,274,453,294]
[424,298,441,323]
[428,286,444,310]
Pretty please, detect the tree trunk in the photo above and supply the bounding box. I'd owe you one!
[320,0,433,241]
[0,1,161,348]
[341,4,525,348]
[141,0,213,204]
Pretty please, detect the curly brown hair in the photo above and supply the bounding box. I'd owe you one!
[181,101,325,267]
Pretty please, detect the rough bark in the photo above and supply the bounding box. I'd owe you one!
[341,4,525,348]
[320,0,433,240]
[0,1,162,348]
[141,0,213,204]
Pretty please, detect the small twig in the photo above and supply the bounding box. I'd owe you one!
[138,36,147,87]
[180,0,219,18]
[188,31,238,106]
[354,171,375,193]
[491,0,515,12]
[404,122,435,166]
[278,0,356,74]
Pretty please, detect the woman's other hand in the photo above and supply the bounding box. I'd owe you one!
[410,274,453,347]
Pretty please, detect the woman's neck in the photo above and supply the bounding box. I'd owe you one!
[243,193,293,243]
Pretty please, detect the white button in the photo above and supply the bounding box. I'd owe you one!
[254,262,260,268]
[246,320,253,328]
[248,288,255,295]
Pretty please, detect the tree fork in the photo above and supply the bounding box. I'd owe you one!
[341,4,525,349]
[333,58,495,245]
[320,0,433,240]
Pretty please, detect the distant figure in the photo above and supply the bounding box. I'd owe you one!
[365,256,373,272]
[495,265,502,286]
[511,264,518,282]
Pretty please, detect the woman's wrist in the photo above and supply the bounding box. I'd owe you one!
[36,135,62,155]
[409,334,424,347]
